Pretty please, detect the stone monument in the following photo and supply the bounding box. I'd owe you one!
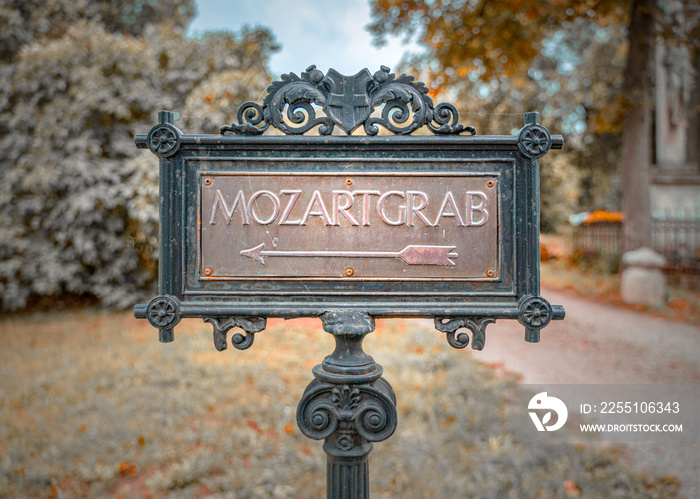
[650,0,700,218]
[621,247,667,306]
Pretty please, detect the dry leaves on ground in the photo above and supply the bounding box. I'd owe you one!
[0,311,680,498]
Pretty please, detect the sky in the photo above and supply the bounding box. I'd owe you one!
[187,0,421,78]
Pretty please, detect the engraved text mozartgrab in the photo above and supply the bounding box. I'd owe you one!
[209,187,490,228]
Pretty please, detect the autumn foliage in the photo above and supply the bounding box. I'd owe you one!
[368,0,626,87]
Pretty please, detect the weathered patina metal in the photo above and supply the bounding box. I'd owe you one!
[134,66,564,498]
[200,173,499,280]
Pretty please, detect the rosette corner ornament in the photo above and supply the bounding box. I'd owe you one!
[517,123,552,159]
[518,295,553,330]
[146,295,181,342]
[146,122,182,158]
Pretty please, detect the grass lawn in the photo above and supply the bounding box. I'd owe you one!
[0,310,680,498]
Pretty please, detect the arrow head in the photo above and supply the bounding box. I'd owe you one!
[399,245,458,266]
[240,243,266,264]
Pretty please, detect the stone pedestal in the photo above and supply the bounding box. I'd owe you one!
[620,248,667,306]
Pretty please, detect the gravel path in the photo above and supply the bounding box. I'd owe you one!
[463,287,700,498]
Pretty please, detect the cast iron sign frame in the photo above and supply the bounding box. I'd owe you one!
[134,65,564,498]
[134,66,563,345]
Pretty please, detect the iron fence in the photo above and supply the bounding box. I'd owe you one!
[572,215,700,283]
[652,216,700,263]
[573,221,623,260]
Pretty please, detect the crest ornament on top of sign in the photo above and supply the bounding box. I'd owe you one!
[220,65,476,136]
[324,68,374,133]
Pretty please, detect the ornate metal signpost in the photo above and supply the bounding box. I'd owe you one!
[134,65,564,498]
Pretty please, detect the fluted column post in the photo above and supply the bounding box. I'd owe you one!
[296,311,397,498]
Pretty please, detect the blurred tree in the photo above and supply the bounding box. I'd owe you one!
[440,15,628,230]
[368,0,624,87]
[368,0,697,243]
[0,1,277,310]
[0,0,195,61]
[620,0,654,253]
[368,0,630,231]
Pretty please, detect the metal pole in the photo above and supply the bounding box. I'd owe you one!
[296,311,397,498]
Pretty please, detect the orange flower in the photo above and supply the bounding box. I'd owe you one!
[118,461,138,476]
[583,210,623,225]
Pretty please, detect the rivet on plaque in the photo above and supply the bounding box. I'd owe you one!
[203,177,212,186]
[486,179,495,189]
[344,267,355,277]
[345,178,354,187]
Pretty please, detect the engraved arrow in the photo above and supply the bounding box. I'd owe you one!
[240,243,458,266]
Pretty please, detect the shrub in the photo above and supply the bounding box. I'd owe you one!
[0,7,276,311]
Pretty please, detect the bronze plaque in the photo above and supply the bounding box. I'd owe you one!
[200,172,499,281]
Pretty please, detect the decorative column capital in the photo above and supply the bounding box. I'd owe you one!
[296,379,397,445]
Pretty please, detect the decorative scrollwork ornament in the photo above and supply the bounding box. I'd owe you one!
[221,65,476,136]
[204,316,267,351]
[428,102,476,135]
[219,102,268,135]
[354,396,396,442]
[434,317,496,351]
